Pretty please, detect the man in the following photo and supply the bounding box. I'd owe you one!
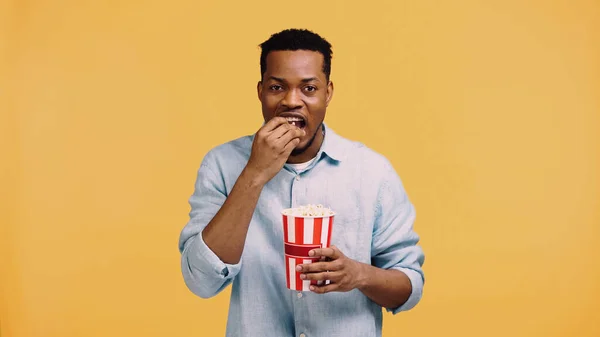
[179,28,425,337]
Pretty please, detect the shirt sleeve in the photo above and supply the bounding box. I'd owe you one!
[370,161,425,314]
[178,151,242,299]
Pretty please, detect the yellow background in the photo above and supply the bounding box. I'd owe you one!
[2,0,599,336]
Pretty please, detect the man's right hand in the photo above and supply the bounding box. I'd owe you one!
[245,117,305,185]
[198,117,304,266]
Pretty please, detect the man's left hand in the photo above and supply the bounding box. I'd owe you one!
[296,245,366,294]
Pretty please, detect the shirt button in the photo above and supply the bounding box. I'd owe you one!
[297,292,302,299]
[295,175,300,181]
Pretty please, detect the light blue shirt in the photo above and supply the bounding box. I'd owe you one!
[179,123,425,337]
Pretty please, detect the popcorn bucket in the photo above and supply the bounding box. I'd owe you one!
[281,206,335,291]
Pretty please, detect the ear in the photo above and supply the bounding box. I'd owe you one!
[325,80,334,107]
[257,81,263,101]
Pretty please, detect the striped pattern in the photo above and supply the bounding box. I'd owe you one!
[282,214,334,291]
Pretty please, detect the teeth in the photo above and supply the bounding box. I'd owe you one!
[285,117,303,122]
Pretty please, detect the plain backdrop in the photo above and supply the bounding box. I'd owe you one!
[1,0,599,336]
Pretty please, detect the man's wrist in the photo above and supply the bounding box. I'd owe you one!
[355,262,373,291]
[239,166,267,189]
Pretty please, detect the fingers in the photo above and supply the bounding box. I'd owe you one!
[296,261,338,273]
[308,246,342,260]
[300,271,341,282]
[278,128,304,147]
[268,122,293,139]
[266,123,304,153]
[260,116,290,133]
[281,136,300,155]
[309,283,338,294]
[270,123,304,141]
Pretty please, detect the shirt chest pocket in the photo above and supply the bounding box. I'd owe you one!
[328,214,369,263]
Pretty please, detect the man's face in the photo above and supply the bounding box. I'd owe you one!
[258,50,333,159]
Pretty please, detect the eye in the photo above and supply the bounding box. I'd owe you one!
[304,85,317,92]
[269,84,284,91]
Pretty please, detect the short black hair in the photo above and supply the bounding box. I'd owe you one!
[259,28,333,81]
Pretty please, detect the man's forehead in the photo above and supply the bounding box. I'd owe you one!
[264,50,325,79]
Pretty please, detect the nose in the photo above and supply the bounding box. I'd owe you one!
[281,88,303,110]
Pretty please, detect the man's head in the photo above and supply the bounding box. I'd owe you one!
[259,29,333,82]
[257,29,334,163]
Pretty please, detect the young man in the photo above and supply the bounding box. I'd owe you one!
[179,29,425,337]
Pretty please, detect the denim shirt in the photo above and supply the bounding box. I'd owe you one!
[179,123,425,337]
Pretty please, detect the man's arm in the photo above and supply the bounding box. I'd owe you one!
[365,161,425,313]
[298,245,419,311]
[201,118,304,264]
[179,118,304,298]
[298,160,425,312]
[356,259,413,309]
[178,160,252,298]
[199,167,265,264]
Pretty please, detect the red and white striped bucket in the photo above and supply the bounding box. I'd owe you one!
[281,210,335,291]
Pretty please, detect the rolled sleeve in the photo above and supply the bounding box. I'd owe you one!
[181,229,242,298]
[389,266,424,313]
[190,229,242,278]
[179,151,242,298]
[371,161,425,313]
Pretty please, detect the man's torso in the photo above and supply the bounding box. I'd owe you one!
[206,125,393,336]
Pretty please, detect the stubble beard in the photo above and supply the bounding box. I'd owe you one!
[290,122,323,157]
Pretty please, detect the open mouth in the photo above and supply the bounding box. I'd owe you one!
[285,117,306,129]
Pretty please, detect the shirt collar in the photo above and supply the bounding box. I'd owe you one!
[318,122,346,162]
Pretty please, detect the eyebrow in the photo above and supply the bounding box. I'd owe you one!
[268,76,320,83]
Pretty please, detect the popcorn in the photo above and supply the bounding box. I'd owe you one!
[282,204,335,217]
[281,204,336,291]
